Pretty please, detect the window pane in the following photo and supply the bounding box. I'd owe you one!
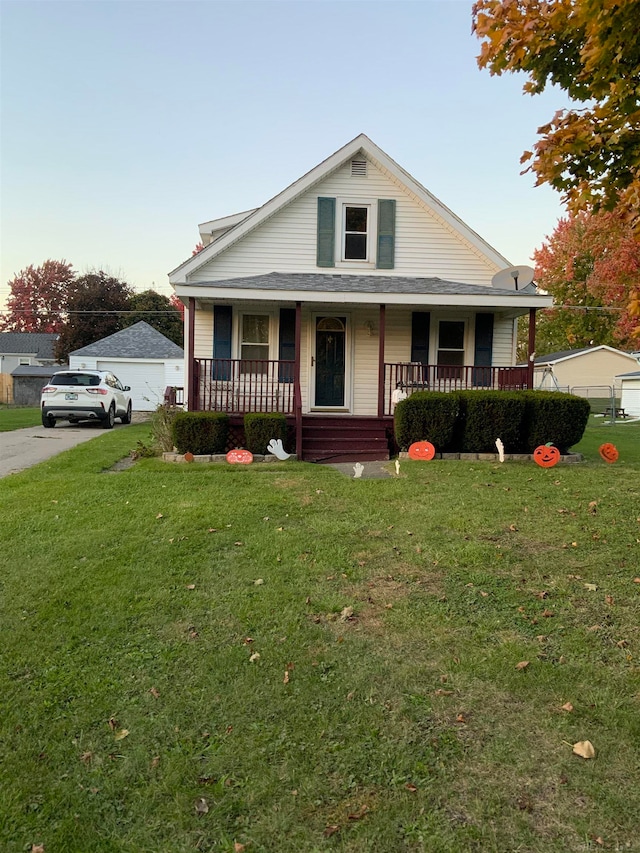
[345,233,367,259]
[439,321,464,349]
[437,350,464,366]
[345,206,367,232]
[242,314,269,344]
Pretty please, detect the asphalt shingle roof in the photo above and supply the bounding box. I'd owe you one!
[189,272,532,297]
[0,332,58,358]
[70,321,184,359]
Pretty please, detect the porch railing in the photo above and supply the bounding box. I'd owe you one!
[194,358,296,414]
[384,363,531,415]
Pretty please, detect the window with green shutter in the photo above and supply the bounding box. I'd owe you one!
[317,197,336,267]
[377,199,396,269]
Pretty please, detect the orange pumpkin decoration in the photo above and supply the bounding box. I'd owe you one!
[226,448,253,465]
[599,442,619,463]
[533,444,561,468]
[408,440,436,461]
[184,452,194,463]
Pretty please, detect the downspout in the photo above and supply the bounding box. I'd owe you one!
[187,297,196,411]
[294,302,302,458]
[527,307,536,389]
[377,304,386,418]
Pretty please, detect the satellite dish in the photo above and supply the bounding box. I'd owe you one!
[491,265,535,291]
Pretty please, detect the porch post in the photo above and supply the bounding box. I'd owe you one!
[527,307,536,390]
[377,303,386,418]
[294,301,303,458]
[187,297,196,411]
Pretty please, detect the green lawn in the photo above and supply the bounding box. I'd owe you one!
[0,406,41,430]
[1,422,639,852]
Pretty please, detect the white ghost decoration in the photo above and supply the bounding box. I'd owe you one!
[495,438,505,463]
[267,438,292,460]
[353,462,364,479]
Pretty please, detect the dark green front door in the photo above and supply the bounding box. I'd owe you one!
[314,317,346,407]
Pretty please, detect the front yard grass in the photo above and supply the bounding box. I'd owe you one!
[0,406,41,430]
[1,422,639,852]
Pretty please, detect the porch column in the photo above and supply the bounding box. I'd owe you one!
[377,303,386,418]
[294,301,303,458]
[187,297,196,411]
[527,307,536,390]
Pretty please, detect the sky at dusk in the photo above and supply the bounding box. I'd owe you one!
[1,0,572,310]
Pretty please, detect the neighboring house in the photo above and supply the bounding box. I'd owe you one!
[616,371,640,417]
[169,134,552,461]
[0,332,59,404]
[534,346,640,393]
[68,321,184,412]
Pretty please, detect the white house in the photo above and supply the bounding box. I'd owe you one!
[616,371,640,417]
[69,321,184,412]
[169,134,552,461]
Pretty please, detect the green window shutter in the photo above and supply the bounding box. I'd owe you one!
[411,312,430,364]
[213,305,232,380]
[278,308,296,382]
[473,313,494,387]
[376,199,396,269]
[317,197,335,267]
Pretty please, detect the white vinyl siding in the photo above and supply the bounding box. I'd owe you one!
[188,157,499,286]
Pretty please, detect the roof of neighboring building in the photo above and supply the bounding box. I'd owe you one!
[616,370,640,379]
[70,321,184,359]
[10,365,66,378]
[0,332,58,358]
[534,345,640,365]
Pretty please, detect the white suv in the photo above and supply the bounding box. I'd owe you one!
[41,370,133,429]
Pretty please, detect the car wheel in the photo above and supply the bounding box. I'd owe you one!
[121,402,132,424]
[42,413,55,428]
[102,404,115,429]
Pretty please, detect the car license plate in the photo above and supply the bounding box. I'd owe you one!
[65,392,78,400]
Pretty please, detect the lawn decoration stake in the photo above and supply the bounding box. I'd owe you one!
[267,439,292,460]
[495,438,505,463]
[353,462,364,479]
[533,444,560,468]
[599,443,619,464]
[226,449,253,465]
[408,441,436,461]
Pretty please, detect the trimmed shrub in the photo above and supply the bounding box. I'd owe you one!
[244,412,288,455]
[172,411,229,455]
[519,391,591,453]
[456,391,526,453]
[394,391,460,451]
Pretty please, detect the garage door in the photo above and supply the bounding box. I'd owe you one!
[97,361,166,412]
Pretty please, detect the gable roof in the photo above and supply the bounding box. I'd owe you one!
[0,332,58,359]
[534,345,640,366]
[70,321,184,359]
[170,134,511,283]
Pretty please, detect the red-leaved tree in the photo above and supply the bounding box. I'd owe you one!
[1,260,75,332]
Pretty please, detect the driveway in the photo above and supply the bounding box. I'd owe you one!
[0,420,140,478]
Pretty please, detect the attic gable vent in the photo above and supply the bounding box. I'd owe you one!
[351,158,367,177]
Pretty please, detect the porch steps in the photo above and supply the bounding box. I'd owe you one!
[301,416,391,463]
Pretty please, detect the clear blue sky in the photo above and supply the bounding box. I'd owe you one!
[1,0,570,310]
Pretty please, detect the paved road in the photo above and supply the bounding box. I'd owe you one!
[0,421,134,478]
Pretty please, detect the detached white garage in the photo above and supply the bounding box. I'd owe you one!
[616,370,640,418]
[69,321,184,412]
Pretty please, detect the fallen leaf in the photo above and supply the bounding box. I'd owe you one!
[479,591,489,597]
[435,688,454,696]
[234,844,246,853]
[114,729,129,741]
[515,661,529,670]
[572,740,595,759]
[509,524,518,532]
[151,756,160,768]
[323,825,340,837]
[616,639,629,648]
[208,528,218,533]
[634,578,640,584]
[234,541,244,547]
[80,751,93,763]
[156,513,163,519]
[584,583,598,592]
[605,595,614,605]
[249,652,260,662]
[405,783,418,792]
[186,584,196,590]
[283,670,290,684]
[561,702,574,712]
[194,797,209,815]
[253,578,264,585]
[588,501,598,514]
[150,687,160,699]
[541,609,555,618]
[348,804,369,820]
[340,606,354,621]
[108,717,118,731]
[31,846,45,853]
[456,713,466,724]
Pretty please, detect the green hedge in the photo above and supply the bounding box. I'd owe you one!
[394,390,590,454]
[394,391,460,451]
[172,411,229,455]
[244,412,288,455]
[519,391,591,453]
